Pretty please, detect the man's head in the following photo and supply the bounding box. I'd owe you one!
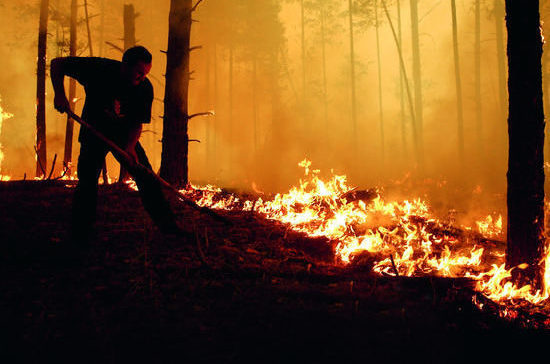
[121,46,152,86]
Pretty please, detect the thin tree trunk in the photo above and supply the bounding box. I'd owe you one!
[213,43,218,174]
[451,0,465,167]
[159,0,193,188]
[505,0,545,290]
[253,56,258,154]
[475,0,483,153]
[495,0,507,119]
[36,0,49,177]
[84,0,93,56]
[119,3,137,183]
[99,0,105,56]
[228,46,234,174]
[348,0,358,151]
[381,0,421,167]
[397,0,407,160]
[64,0,77,176]
[205,45,212,173]
[321,5,328,144]
[375,0,385,162]
[410,0,423,161]
[300,0,306,104]
[123,4,136,51]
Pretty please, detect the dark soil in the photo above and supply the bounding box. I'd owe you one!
[0,180,547,364]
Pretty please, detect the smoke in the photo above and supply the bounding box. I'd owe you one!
[0,0,531,218]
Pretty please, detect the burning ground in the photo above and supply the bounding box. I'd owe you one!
[1,165,550,363]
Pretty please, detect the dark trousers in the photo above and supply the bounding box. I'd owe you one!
[72,137,178,237]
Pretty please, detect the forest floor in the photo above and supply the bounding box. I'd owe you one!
[0,180,548,364]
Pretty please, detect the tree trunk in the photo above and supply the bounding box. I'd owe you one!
[321,5,329,144]
[64,0,77,176]
[253,56,258,155]
[124,4,136,51]
[300,0,306,104]
[84,0,94,56]
[495,0,507,119]
[397,0,407,161]
[475,0,483,153]
[228,46,234,174]
[348,0,358,151]
[375,0,385,162]
[409,0,423,163]
[451,0,465,167]
[99,0,105,56]
[505,0,545,290]
[381,0,421,168]
[119,3,137,183]
[159,0,192,188]
[36,0,49,177]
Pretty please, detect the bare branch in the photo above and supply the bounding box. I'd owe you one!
[189,46,202,52]
[105,41,124,53]
[47,154,58,180]
[188,111,215,120]
[188,139,201,143]
[192,0,205,12]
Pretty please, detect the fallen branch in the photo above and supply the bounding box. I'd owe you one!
[47,154,57,180]
[390,254,399,277]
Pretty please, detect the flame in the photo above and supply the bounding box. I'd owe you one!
[0,95,14,180]
[186,159,550,317]
[476,214,503,238]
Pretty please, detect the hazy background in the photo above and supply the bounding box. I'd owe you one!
[1,0,549,220]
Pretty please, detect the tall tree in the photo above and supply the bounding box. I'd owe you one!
[474,0,483,154]
[494,0,507,120]
[374,0,384,161]
[64,0,77,175]
[409,0,423,164]
[397,0,407,160]
[348,0,358,151]
[451,0,465,167]
[36,0,49,177]
[505,0,545,290]
[123,4,136,51]
[159,0,195,188]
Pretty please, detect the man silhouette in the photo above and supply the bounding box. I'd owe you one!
[51,46,184,244]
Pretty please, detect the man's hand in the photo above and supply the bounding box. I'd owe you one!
[54,93,71,114]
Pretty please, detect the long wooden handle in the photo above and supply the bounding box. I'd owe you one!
[66,110,231,225]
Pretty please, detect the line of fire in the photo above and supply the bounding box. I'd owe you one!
[1,0,550,362]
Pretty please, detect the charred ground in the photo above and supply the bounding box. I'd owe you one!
[0,181,547,363]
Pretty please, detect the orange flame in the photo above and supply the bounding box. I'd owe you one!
[0,95,14,180]
[186,159,550,316]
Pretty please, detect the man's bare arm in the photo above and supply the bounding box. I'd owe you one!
[50,57,71,113]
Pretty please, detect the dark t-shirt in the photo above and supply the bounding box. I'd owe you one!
[63,57,153,144]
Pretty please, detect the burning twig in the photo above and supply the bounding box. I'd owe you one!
[53,162,70,180]
[389,254,399,277]
[47,153,57,180]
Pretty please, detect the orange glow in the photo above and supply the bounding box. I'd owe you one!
[186,159,550,316]
[0,95,14,180]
